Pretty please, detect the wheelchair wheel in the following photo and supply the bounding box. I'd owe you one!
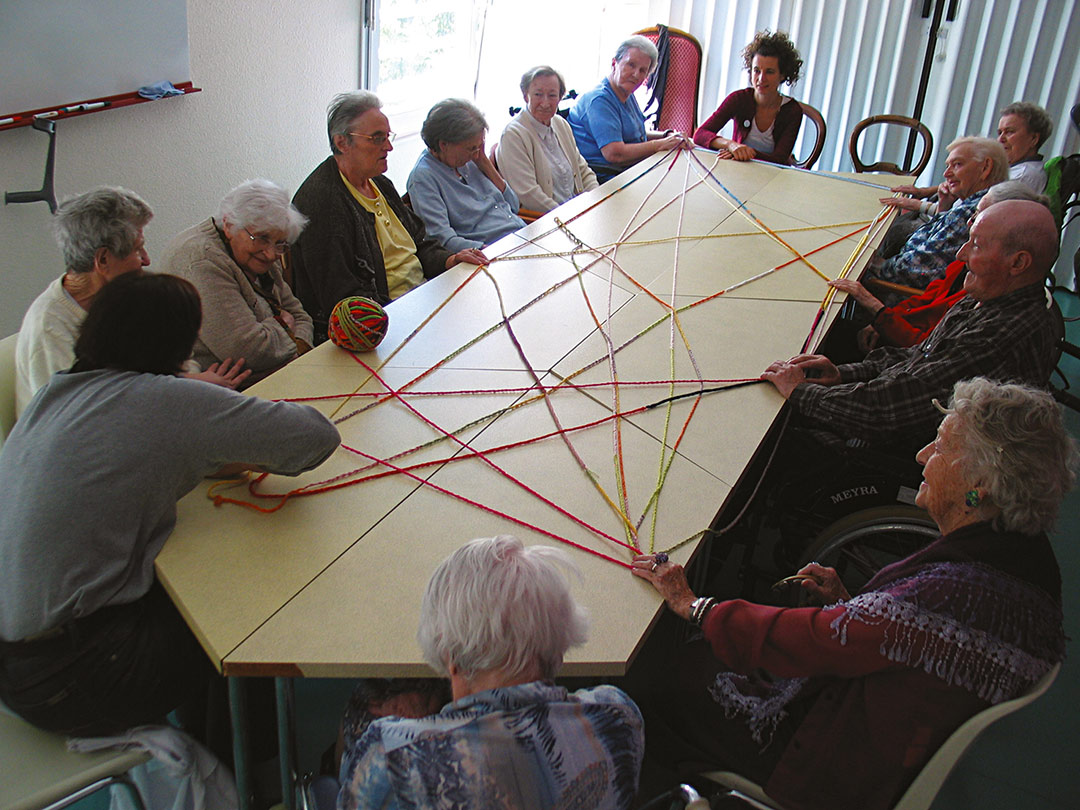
[799,505,938,595]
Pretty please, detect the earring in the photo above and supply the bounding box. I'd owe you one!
[965,490,981,508]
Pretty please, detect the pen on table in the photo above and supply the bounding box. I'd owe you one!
[34,110,59,119]
[61,102,109,113]
[0,117,18,126]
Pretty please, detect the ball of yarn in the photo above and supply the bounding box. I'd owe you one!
[327,296,389,352]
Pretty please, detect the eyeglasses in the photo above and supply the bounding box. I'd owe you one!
[349,131,396,146]
[244,229,290,255]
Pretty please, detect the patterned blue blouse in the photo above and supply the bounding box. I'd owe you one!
[874,190,987,289]
[337,681,644,810]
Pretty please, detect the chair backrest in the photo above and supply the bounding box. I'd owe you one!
[791,102,827,170]
[635,25,703,134]
[849,115,934,176]
[892,662,1061,810]
[0,332,19,449]
[1044,153,1080,230]
[0,703,150,810]
[702,662,1061,810]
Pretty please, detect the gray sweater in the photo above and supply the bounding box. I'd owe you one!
[0,370,339,640]
[160,218,313,377]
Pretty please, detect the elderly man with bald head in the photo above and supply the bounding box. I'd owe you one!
[762,200,1059,451]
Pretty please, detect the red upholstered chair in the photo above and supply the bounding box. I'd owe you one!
[635,25,703,135]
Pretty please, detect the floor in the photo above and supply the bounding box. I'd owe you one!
[80,291,1080,809]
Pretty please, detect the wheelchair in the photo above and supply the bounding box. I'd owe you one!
[701,417,938,604]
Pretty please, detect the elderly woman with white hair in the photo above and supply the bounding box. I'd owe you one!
[338,535,644,810]
[407,99,526,252]
[632,377,1070,810]
[161,179,313,386]
[497,65,599,212]
[568,35,689,181]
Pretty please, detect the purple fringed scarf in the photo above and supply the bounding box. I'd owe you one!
[710,523,1064,742]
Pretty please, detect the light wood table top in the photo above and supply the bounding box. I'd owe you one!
[156,151,895,678]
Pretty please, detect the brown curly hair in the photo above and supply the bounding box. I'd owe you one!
[741,30,803,86]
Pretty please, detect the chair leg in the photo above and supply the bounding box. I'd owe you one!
[230,676,255,810]
[40,774,147,810]
[277,677,298,810]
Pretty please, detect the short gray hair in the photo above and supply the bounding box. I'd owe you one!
[420,98,487,151]
[217,179,308,242]
[946,378,1077,534]
[947,136,1010,186]
[417,535,589,680]
[327,90,382,155]
[982,179,1050,209]
[614,35,658,73]
[1000,101,1053,149]
[52,187,153,274]
[519,65,566,99]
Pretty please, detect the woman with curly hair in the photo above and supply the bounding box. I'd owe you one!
[693,30,805,164]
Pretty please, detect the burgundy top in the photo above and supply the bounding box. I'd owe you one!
[693,88,804,164]
[701,522,1063,810]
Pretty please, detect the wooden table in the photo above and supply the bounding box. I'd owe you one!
[155,149,894,805]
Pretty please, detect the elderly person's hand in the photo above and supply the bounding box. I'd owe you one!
[828,278,884,313]
[630,553,695,620]
[936,180,959,213]
[447,248,488,269]
[879,196,923,212]
[183,357,252,390]
[761,354,840,397]
[889,184,935,199]
[276,310,297,331]
[856,324,880,355]
[794,562,851,604]
[651,131,691,152]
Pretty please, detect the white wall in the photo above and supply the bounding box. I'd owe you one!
[0,0,362,336]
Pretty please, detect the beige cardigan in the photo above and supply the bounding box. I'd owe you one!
[497,111,598,212]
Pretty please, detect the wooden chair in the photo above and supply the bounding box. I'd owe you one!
[0,705,150,810]
[0,332,18,449]
[635,25,703,135]
[790,102,826,170]
[849,115,934,176]
[701,662,1061,810]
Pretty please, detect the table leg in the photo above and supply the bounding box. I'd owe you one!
[276,676,297,810]
[229,676,254,810]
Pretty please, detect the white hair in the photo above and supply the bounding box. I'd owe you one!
[217,179,307,242]
[615,35,659,73]
[417,535,589,680]
[947,378,1077,534]
[328,90,383,154]
[52,187,152,274]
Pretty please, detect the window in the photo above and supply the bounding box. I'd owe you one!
[369,0,656,182]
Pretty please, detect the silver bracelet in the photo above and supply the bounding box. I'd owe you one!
[689,596,716,627]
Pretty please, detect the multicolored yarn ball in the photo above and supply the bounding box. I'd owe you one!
[327,296,389,352]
